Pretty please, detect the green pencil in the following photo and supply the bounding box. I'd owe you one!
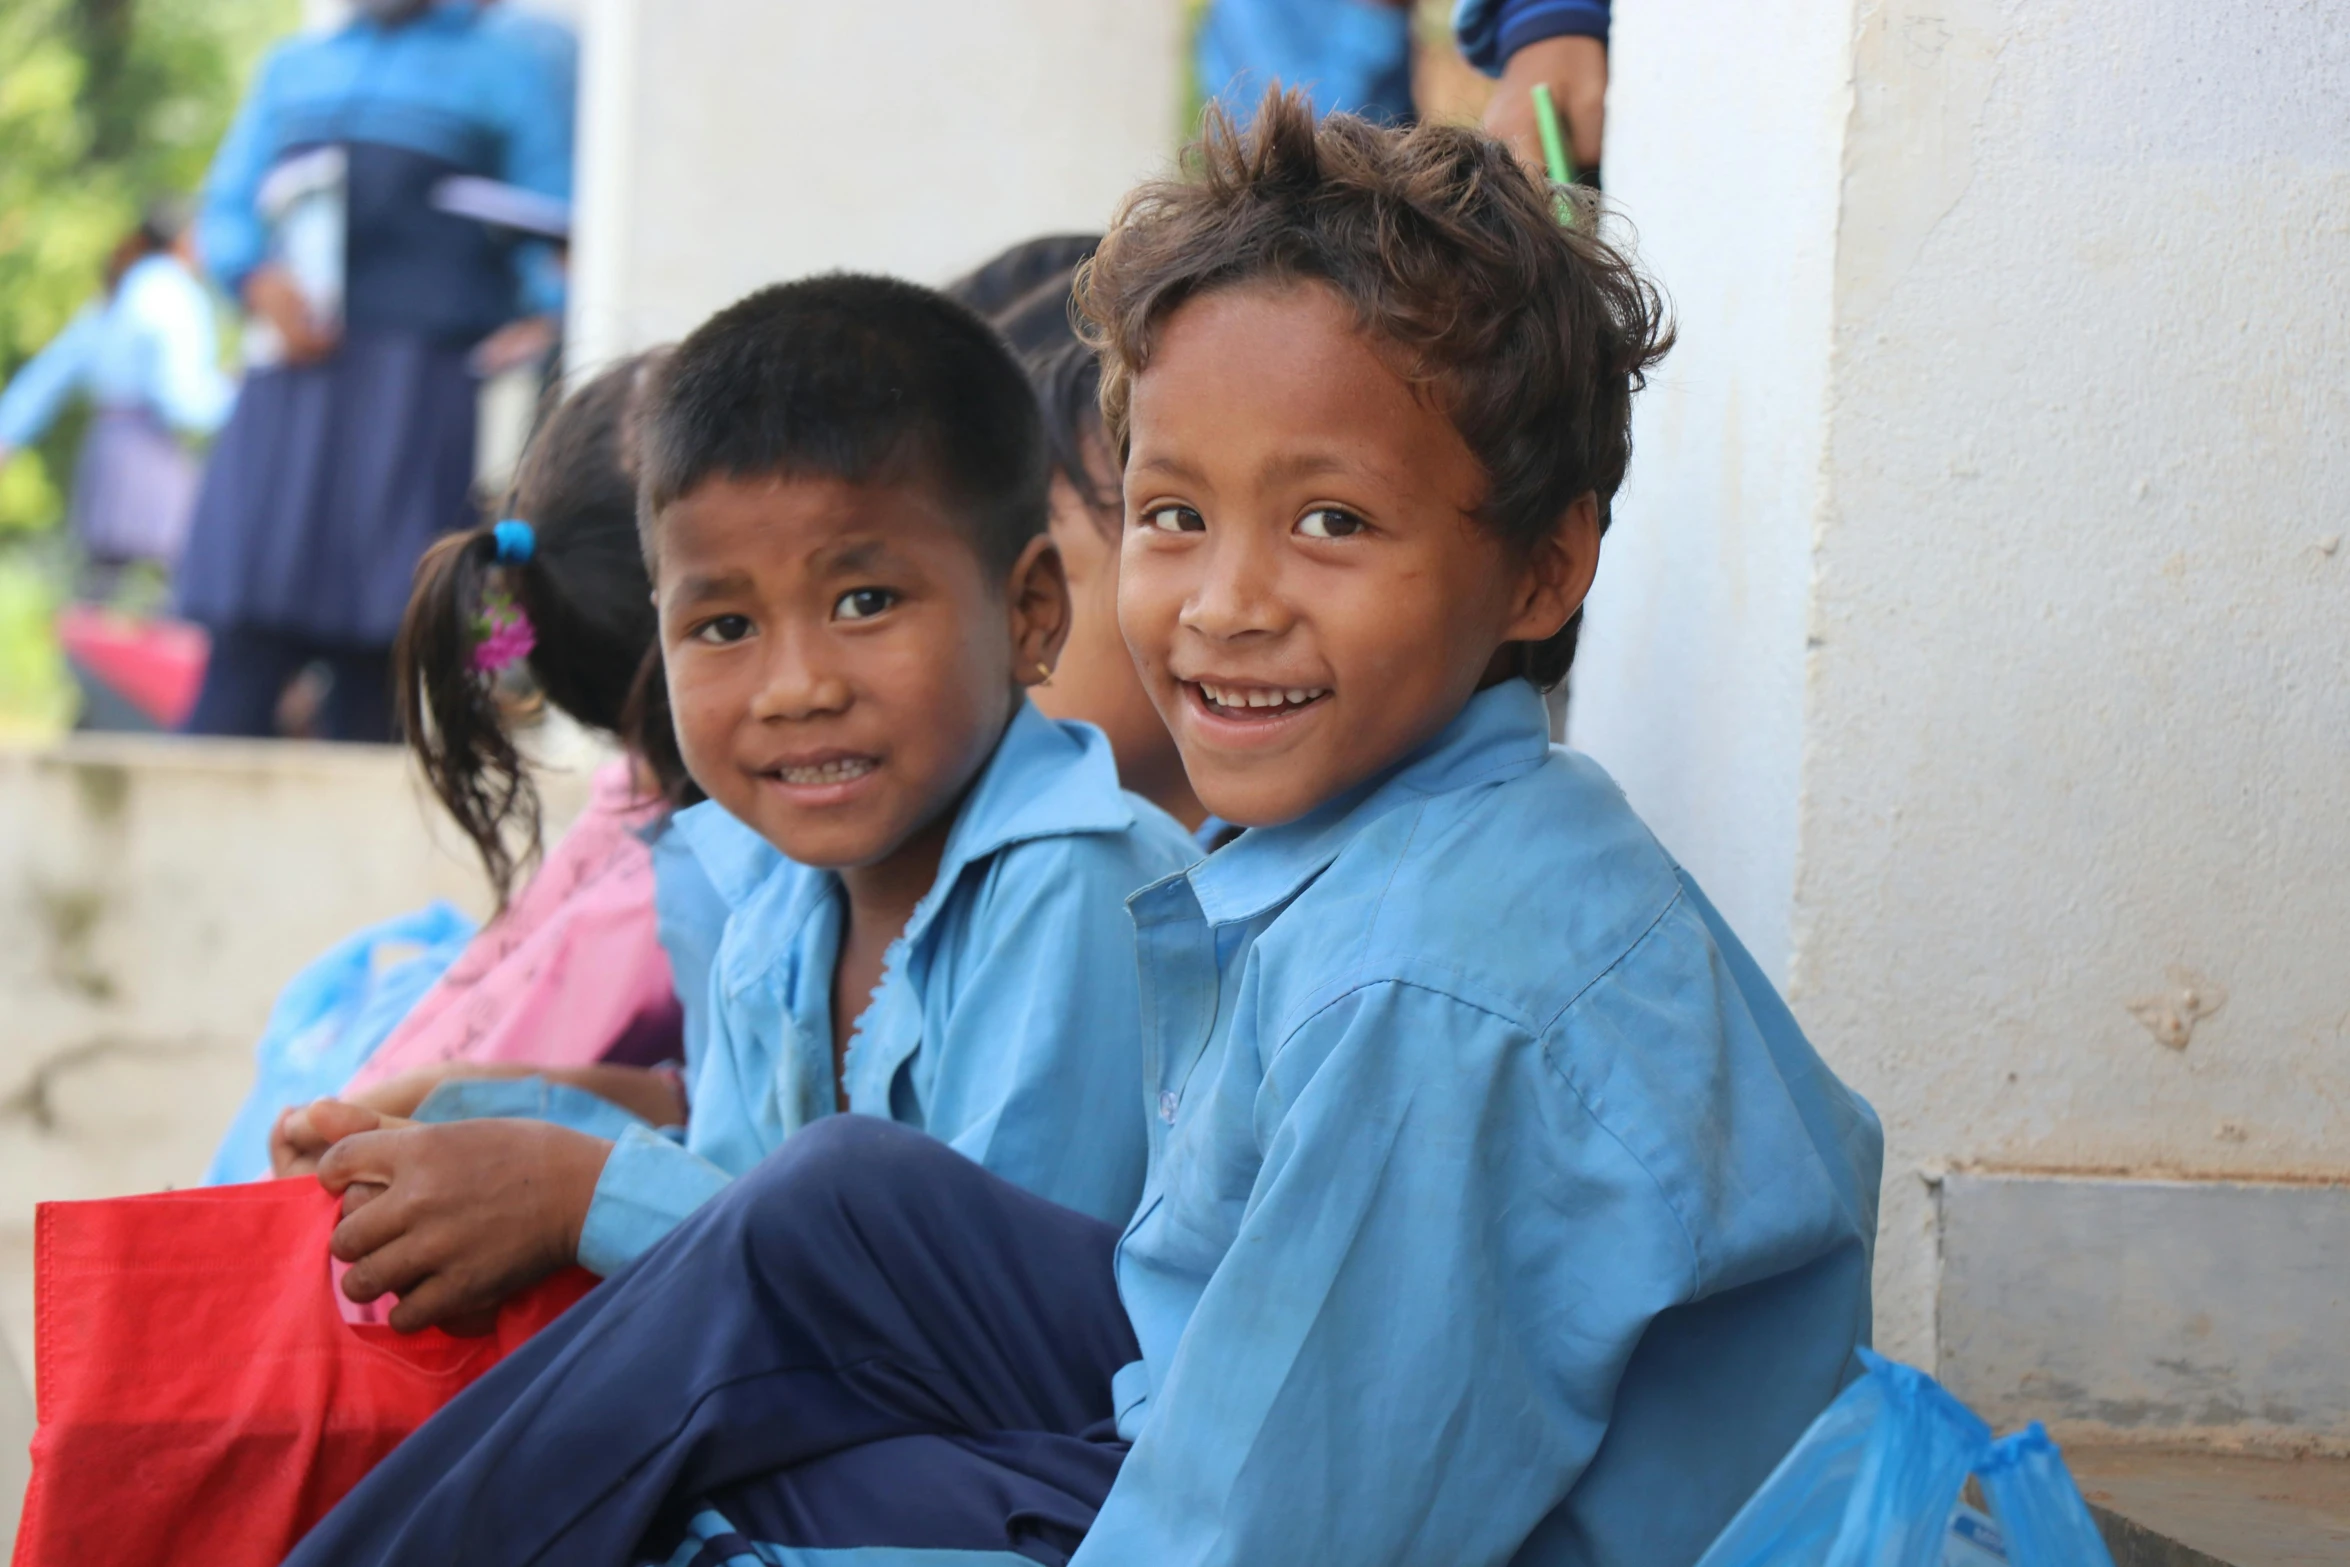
[1529,82,1577,224]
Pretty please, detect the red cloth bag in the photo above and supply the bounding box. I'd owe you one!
[12,1180,595,1566]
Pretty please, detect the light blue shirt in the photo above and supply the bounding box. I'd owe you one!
[573,703,1199,1276]
[1199,0,1414,124]
[1076,681,1884,1567]
[198,0,572,315]
[0,254,232,449]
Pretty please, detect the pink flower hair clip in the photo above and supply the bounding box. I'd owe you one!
[471,518,538,674]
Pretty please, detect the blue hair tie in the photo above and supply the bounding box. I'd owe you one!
[492,518,536,564]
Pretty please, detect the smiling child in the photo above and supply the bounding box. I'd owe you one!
[287,95,1882,1567]
[296,276,1195,1331]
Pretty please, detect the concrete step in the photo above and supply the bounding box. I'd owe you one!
[2069,1445,2350,1567]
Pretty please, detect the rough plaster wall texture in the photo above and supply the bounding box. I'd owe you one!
[567,0,1186,369]
[1569,0,1856,988]
[1799,0,2350,1368]
[0,739,597,1386]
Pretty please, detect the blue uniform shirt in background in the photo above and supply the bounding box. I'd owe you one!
[0,254,232,449]
[198,0,573,323]
[1076,680,1884,1567]
[1199,0,1416,124]
[574,703,1199,1275]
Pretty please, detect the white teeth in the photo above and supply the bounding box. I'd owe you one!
[775,757,877,785]
[1198,682,1327,711]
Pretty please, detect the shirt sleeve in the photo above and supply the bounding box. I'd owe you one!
[1073,980,1697,1567]
[0,307,101,449]
[1454,0,1611,75]
[575,1123,735,1276]
[129,267,235,435]
[196,43,288,295]
[916,837,1154,1228]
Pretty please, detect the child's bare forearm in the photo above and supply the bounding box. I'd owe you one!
[538,1064,688,1127]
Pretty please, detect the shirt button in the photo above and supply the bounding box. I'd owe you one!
[1157,1090,1179,1125]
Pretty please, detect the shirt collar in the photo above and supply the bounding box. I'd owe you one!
[1184,680,1554,927]
[908,699,1133,943]
[669,698,1135,934]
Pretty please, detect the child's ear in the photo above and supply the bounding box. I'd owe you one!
[1006,534,1072,687]
[1502,491,1602,645]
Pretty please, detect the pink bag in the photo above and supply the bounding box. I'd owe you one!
[347,760,682,1089]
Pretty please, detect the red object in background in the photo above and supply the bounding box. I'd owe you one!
[54,606,208,729]
[11,1181,595,1567]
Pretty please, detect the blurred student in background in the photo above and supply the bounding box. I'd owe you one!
[178,0,575,742]
[1197,1,1609,182]
[0,199,232,594]
[1455,0,1608,179]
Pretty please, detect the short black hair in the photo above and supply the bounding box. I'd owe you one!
[639,273,1049,573]
[944,233,1100,321]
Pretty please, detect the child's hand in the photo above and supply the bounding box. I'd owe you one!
[315,1119,611,1334]
[1485,35,1607,179]
[271,1098,409,1178]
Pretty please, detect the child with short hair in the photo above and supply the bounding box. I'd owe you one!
[294,274,1195,1333]
[287,95,1882,1567]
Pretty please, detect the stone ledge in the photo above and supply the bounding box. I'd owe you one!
[2072,1445,2350,1567]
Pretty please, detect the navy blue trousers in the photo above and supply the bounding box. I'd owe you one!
[184,625,394,742]
[283,1117,1136,1566]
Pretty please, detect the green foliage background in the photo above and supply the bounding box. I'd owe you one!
[0,0,296,532]
[0,0,294,732]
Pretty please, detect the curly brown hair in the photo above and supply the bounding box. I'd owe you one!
[1076,88,1672,687]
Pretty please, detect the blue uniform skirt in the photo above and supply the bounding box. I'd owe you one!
[176,330,477,645]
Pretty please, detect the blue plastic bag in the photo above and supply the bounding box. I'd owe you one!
[202,903,478,1185]
[1695,1350,2116,1567]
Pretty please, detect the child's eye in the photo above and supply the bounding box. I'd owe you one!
[834,587,898,621]
[1141,504,1204,534]
[1296,507,1366,539]
[692,614,754,645]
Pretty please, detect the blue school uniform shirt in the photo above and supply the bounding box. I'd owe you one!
[0,254,232,448]
[1199,0,1415,124]
[573,703,1198,1276]
[1074,680,1884,1567]
[198,0,573,322]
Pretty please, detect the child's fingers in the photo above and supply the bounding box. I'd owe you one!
[385,1274,481,1336]
[329,1181,411,1267]
[308,1098,390,1146]
[315,1124,406,1195]
[339,1229,438,1308]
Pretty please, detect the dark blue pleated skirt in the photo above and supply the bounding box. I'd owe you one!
[177,331,478,644]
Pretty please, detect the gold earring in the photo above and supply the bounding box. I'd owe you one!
[1034,660,1054,687]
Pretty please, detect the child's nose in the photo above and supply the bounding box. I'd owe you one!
[747,633,851,720]
[1182,526,1290,640]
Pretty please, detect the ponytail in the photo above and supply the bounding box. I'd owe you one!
[395,528,542,905]
[392,352,671,906]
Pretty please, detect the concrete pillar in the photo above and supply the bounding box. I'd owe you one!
[566,0,1186,368]
[1590,0,2350,1373]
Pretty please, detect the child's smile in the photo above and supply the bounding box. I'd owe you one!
[1119,281,1586,828]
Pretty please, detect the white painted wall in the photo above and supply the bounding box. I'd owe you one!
[0,739,598,1392]
[1576,0,1855,987]
[1595,0,2350,1374]
[567,0,1188,370]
